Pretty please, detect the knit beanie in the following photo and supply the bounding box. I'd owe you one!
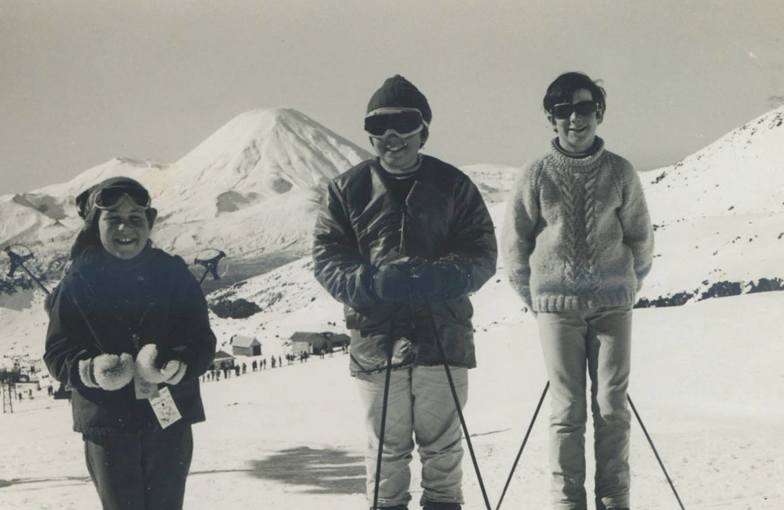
[70,177,157,260]
[366,75,432,123]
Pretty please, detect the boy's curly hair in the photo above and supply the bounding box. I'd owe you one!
[543,72,607,114]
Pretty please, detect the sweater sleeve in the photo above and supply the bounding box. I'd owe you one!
[617,159,654,291]
[312,180,379,309]
[502,162,541,309]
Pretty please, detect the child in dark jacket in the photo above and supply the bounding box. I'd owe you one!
[313,75,497,510]
[503,72,654,510]
[44,177,216,510]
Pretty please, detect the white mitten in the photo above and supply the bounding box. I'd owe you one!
[80,353,135,391]
[136,344,187,385]
[135,344,167,383]
[161,360,187,385]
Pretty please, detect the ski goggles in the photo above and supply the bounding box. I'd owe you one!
[93,186,151,210]
[364,108,427,138]
[550,101,599,119]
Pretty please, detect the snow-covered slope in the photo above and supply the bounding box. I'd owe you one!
[644,106,784,221]
[0,158,170,250]
[639,105,784,298]
[459,163,520,204]
[1,291,782,509]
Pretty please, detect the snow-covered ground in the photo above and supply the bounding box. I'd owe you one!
[1,291,782,509]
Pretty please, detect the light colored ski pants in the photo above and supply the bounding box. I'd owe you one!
[355,365,468,508]
[537,306,632,510]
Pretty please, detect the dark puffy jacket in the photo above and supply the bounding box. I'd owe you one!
[44,246,216,434]
[313,156,497,374]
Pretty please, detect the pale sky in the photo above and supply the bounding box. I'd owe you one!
[1,0,783,195]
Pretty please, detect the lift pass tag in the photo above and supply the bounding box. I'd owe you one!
[134,375,158,400]
[149,387,181,429]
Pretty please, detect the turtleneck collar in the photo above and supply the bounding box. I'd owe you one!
[549,137,606,169]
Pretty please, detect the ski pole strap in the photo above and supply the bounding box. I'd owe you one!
[495,380,549,510]
[627,394,686,510]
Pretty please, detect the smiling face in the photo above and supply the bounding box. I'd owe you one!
[97,196,151,260]
[370,130,423,174]
[550,88,603,154]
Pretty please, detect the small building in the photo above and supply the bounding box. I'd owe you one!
[211,350,236,370]
[289,331,351,355]
[230,335,262,356]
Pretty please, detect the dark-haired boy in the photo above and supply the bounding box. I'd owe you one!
[313,75,497,510]
[503,72,654,510]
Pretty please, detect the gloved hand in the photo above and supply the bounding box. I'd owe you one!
[409,259,469,302]
[372,258,417,302]
[135,344,188,385]
[78,353,135,391]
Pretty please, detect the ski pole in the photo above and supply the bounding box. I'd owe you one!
[627,394,686,510]
[424,304,493,510]
[372,350,394,510]
[495,380,549,510]
[8,245,110,355]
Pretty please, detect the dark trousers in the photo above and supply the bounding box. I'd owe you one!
[84,422,193,510]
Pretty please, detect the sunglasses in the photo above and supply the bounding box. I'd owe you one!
[364,109,426,138]
[94,186,151,210]
[550,101,599,119]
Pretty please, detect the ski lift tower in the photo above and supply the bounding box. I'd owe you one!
[0,370,19,414]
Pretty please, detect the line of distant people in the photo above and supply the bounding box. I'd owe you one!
[200,346,348,383]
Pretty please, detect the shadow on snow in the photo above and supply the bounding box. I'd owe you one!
[248,446,365,495]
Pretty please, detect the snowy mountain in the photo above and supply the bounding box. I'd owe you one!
[3,104,784,365]
[0,108,371,287]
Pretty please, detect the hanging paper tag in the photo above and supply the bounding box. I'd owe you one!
[149,386,182,429]
[134,374,159,400]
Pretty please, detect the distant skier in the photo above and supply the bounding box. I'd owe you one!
[313,75,497,510]
[503,72,654,510]
[43,177,217,510]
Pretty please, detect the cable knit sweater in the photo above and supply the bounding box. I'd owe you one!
[502,138,654,312]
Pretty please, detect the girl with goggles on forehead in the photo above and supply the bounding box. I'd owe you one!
[314,75,497,510]
[503,72,654,510]
[44,176,216,510]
